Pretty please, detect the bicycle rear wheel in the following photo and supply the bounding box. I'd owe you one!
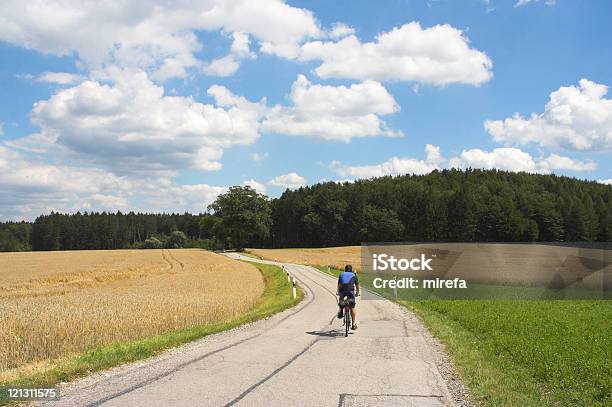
[344,308,350,337]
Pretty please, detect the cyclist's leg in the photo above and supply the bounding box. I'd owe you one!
[348,292,357,328]
[337,294,345,318]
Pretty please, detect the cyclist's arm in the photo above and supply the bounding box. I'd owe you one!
[355,282,360,296]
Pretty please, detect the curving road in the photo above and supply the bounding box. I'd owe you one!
[37,254,457,407]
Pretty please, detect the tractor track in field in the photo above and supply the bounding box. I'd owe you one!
[160,249,174,271]
[165,249,185,271]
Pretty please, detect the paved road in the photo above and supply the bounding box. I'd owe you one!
[37,254,456,407]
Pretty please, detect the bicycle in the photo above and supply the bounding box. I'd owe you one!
[340,295,353,337]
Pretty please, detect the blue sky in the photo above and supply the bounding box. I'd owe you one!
[0,0,610,220]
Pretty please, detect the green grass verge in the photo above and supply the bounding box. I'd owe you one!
[313,264,610,406]
[315,265,342,277]
[241,251,263,260]
[0,261,302,403]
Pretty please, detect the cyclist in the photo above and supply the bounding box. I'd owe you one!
[337,264,360,330]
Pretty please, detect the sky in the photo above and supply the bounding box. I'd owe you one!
[0,0,611,220]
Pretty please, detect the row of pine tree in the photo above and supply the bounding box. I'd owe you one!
[0,169,610,252]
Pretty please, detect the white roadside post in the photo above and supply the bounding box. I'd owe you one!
[292,276,297,299]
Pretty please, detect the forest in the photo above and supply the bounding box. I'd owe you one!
[270,169,612,247]
[0,213,208,251]
[0,169,610,252]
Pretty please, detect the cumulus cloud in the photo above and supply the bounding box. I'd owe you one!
[448,148,596,173]
[294,22,492,86]
[537,154,597,172]
[35,72,84,85]
[5,68,412,219]
[331,144,442,179]
[0,144,228,220]
[140,182,227,214]
[424,144,445,165]
[20,68,265,175]
[203,32,256,77]
[243,179,267,194]
[268,172,306,189]
[328,23,355,39]
[0,144,129,219]
[0,0,321,80]
[331,144,597,181]
[263,75,401,141]
[484,79,612,152]
[597,179,612,186]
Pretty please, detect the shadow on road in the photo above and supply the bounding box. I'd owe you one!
[306,329,350,338]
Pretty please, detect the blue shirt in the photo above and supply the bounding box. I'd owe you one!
[338,271,358,293]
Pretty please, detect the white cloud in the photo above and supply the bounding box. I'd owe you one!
[89,194,129,210]
[537,154,596,172]
[0,122,3,136]
[449,148,538,172]
[328,23,355,39]
[268,172,306,189]
[0,146,129,194]
[0,0,321,80]
[331,145,597,181]
[262,75,401,141]
[448,148,596,173]
[515,0,556,7]
[0,144,228,219]
[484,79,612,152]
[597,179,612,186]
[294,22,492,86]
[203,32,256,77]
[331,144,442,179]
[250,152,268,163]
[0,144,130,218]
[36,72,84,85]
[20,68,265,175]
[425,144,444,164]
[141,182,226,214]
[243,179,267,194]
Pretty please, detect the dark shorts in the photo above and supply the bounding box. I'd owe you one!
[338,291,356,308]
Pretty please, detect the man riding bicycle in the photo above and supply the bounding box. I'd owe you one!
[337,264,360,330]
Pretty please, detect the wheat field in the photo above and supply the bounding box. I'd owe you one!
[0,249,264,377]
[248,247,361,271]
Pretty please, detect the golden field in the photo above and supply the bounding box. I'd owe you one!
[248,246,361,271]
[0,249,263,376]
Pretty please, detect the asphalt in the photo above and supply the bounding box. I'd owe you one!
[35,254,456,407]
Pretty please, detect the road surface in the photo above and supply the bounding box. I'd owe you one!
[37,254,459,407]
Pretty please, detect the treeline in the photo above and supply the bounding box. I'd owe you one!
[29,212,212,251]
[270,169,612,247]
[0,170,611,252]
[0,222,32,252]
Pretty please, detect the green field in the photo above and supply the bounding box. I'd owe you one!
[316,266,611,406]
